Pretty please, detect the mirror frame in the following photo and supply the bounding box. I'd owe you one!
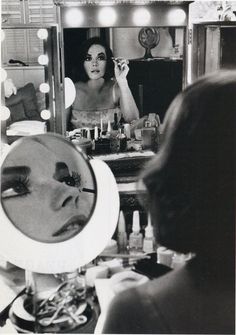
[1,24,63,134]
[0,134,120,273]
[55,0,191,135]
[191,21,236,83]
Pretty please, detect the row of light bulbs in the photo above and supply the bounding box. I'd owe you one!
[1,29,51,121]
[65,6,186,27]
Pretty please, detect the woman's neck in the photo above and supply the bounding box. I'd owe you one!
[87,78,105,90]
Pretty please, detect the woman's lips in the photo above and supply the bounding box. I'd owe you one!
[52,215,87,237]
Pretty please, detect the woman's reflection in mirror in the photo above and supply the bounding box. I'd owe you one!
[1,136,96,243]
[66,37,139,130]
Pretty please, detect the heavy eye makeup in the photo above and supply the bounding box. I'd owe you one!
[53,162,81,188]
[84,52,107,62]
[1,166,31,199]
[84,54,92,62]
[97,53,107,61]
[53,162,95,194]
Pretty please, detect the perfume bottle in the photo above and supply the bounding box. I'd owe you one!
[113,112,119,130]
[117,210,128,253]
[129,211,143,254]
[143,213,155,253]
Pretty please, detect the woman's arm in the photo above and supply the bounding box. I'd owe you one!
[113,58,139,122]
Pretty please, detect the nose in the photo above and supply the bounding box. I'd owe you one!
[91,58,98,66]
[40,181,80,211]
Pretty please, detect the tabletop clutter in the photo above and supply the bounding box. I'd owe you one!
[67,112,162,155]
[0,113,189,334]
[97,210,192,272]
[79,210,192,318]
[0,214,192,334]
[89,209,193,333]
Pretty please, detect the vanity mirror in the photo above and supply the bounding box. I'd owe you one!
[0,134,119,332]
[0,133,119,273]
[1,25,63,138]
[58,1,190,135]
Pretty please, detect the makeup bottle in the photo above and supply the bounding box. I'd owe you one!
[94,126,99,140]
[119,113,125,130]
[113,112,119,131]
[100,118,103,135]
[106,120,111,138]
[117,128,127,152]
[129,211,143,254]
[143,213,155,253]
[117,211,128,253]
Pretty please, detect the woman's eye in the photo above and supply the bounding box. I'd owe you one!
[1,178,30,199]
[60,176,76,187]
[97,55,106,61]
[85,56,92,61]
[58,172,81,188]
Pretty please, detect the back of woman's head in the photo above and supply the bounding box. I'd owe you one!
[74,36,114,82]
[141,70,236,259]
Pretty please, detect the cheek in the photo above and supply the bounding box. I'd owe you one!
[84,62,90,74]
[100,62,106,74]
[2,195,57,239]
[2,194,49,221]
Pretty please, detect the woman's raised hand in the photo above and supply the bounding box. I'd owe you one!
[112,57,129,84]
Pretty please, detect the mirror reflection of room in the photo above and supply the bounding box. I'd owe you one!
[1,26,61,143]
[65,34,139,128]
[64,26,184,155]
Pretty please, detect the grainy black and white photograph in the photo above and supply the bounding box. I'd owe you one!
[0,0,235,334]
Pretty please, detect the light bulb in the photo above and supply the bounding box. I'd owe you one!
[1,106,10,121]
[37,29,48,40]
[65,8,84,26]
[133,8,151,26]
[40,109,51,120]
[39,83,50,93]
[64,77,76,109]
[38,55,49,65]
[167,9,186,25]
[98,7,117,26]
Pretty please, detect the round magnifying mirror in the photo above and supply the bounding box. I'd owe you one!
[1,134,96,243]
[0,134,119,273]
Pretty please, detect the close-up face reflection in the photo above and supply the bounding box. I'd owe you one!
[83,44,107,80]
[1,136,96,243]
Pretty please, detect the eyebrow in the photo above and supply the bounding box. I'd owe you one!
[1,166,31,192]
[86,52,106,57]
[53,162,70,179]
[2,166,31,176]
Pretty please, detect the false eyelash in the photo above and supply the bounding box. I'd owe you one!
[14,175,30,192]
[71,171,81,188]
[1,175,30,198]
[18,174,30,186]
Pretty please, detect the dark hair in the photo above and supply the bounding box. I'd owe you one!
[141,71,236,259]
[73,37,114,83]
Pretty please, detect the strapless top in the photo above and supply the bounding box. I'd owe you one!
[70,107,121,129]
[70,81,121,129]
